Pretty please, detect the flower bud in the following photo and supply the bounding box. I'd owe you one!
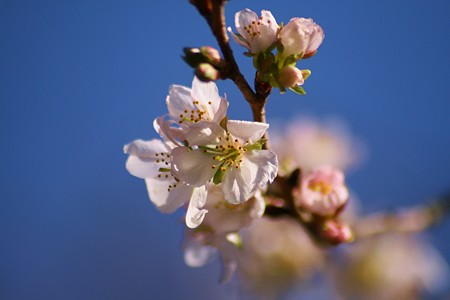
[319,219,354,245]
[200,46,222,67]
[195,63,219,82]
[277,66,304,88]
[279,18,324,60]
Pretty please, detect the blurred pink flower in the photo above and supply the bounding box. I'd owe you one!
[294,166,349,217]
[271,116,366,174]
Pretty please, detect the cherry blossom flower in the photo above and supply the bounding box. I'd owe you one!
[183,185,265,283]
[279,17,324,59]
[294,166,349,217]
[124,138,208,228]
[228,9,279,54]
[158,76,228,143]
[171,120,278,204]
[271,116,365,175]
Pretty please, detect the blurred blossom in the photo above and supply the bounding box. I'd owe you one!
[331,233,449,300]
[294,166,349,217]
[236,217,325,300]
[270,116,365,174]
[183,185,265,283]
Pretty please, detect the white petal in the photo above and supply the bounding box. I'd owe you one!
[244,150,278,185]
[171,147,216,186]
[212,96,229,123]
[184,121,226,146]
[145,178,191,213]
[227,120,269,144]
[153,116,184,148]
[222,166,254,204]
[124,139,170,179]
[185,186,208,228]
[191,77,222,120]
[166,84,196,120]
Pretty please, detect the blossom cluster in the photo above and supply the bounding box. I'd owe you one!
[124,77,278,229]
[123,5,449,298]
[228,9,324,93]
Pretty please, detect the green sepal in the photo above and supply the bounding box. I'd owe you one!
[289,85,307,95]
[213,165,225,185]
[245,139,266,151]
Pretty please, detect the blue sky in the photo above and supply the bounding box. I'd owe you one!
[1,0,450,299]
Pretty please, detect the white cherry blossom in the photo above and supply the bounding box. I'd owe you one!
[166,76,228,127]
[171,120,278,204]
[228,9,279,54]
[124,138,208,228]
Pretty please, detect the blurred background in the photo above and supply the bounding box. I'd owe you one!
[1,0,450,299]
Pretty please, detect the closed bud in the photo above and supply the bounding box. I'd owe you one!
[277,65,304,88]
[195,63,219,82]
[319,219,354,245]
[200,46,222,67]
[183,47,204,68]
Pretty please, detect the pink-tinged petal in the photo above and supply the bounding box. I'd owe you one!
[144,178,191,213]
[235,9,259,39]
[227,120,269,144]
[249,190,266,219]
[184,121,226,146]
[171,147,216,186]
[260,10,278,33]
[185,186,208,228]
[153,116,184,148]
[227,27,251,50]
[166,84,196,120]
[124,139,170,179]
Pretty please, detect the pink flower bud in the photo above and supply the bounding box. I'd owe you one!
[319,219,354,245]
[294,166,349,216]
[200,46,222,67]
[195,63,219,82]
[277,66,304,88]
[279,18,324,59]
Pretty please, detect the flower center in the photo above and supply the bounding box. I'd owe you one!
[154,151,180,192]
[243,16,271,38]
[308,180,332,195]
[178,100,214,124]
